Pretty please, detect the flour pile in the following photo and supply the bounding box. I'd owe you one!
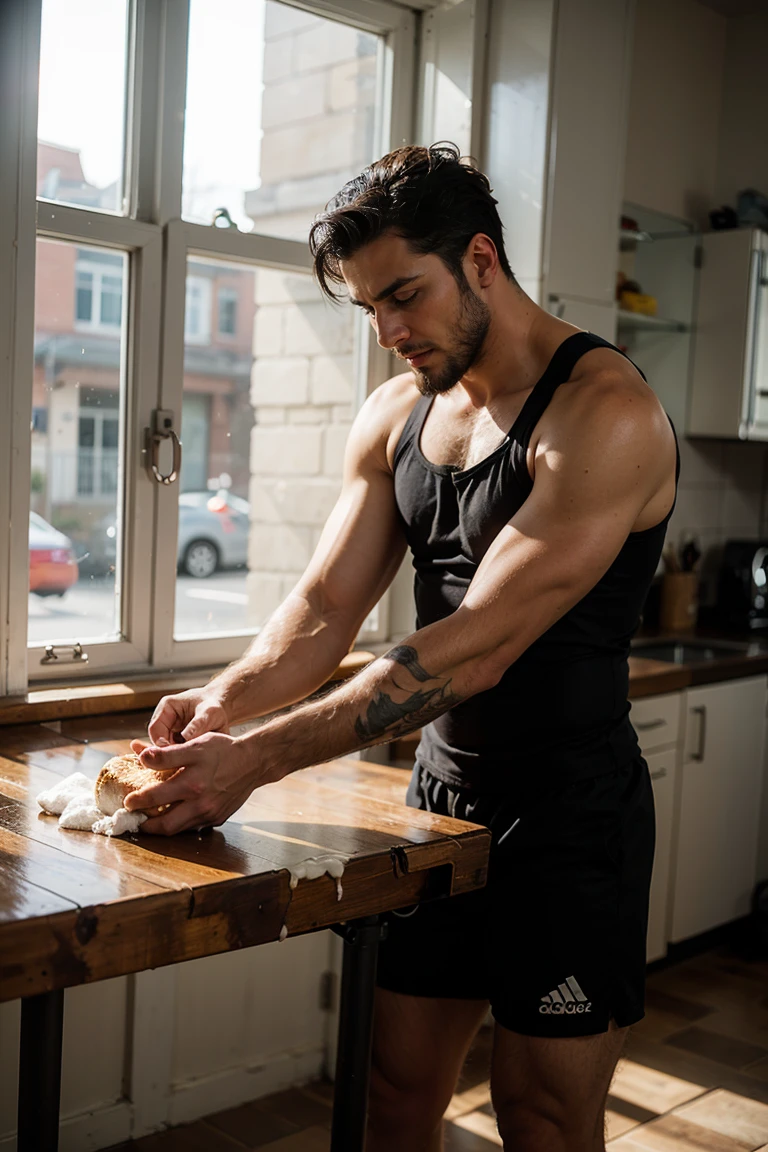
[35,752,165,836]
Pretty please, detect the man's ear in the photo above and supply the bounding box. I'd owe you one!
[467,233,498,289]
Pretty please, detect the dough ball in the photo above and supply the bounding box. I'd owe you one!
[95,753,170,816]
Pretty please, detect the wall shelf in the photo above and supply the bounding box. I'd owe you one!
[617,310,688,333]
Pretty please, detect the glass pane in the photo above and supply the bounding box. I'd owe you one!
[37,0,129,214]
[29,239,127,648]
[182,0,382,239]
[173,258,359,640]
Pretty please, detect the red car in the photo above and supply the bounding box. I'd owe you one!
[29,511,78,596]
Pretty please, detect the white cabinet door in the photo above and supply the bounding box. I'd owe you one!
[543,0,633,304]
[671,676,768,943]
[646,748,676,963]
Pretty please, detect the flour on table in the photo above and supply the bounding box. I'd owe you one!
[36,772,147,836]
[288,853,348,901]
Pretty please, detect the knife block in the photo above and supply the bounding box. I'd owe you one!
[660,572,698,633]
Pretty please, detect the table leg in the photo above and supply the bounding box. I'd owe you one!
[18,989,64,1152]
[330,915,386,1152]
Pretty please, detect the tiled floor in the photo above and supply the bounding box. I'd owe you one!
[107,940,768,1151]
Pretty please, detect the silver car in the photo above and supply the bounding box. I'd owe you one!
[90,490,250,578]
[177,490,250,577]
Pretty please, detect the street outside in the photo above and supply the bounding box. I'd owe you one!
[28,570,252,645]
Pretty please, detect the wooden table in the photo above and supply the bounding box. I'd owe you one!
[0,711,490,1152]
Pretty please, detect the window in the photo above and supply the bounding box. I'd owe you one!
[184,276,212,344]
[1,0,416,692]
[218,287,238,336]
[37,0,129,215]
[29,239,127,649]
[74,252,124,330]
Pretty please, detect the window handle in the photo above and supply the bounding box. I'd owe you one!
[145,409,182,486]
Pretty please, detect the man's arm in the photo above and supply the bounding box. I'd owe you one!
[127,374,676,832]
[167,380,411,738]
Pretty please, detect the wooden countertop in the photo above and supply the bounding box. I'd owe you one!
[628,638,768,698]
[0,712,490,1003]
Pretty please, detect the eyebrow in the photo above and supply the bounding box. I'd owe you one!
[349,274,421,309]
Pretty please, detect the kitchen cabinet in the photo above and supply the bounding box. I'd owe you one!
[670,675,768,942]
[543,0,633,307]
[646,748,677,963]
[687,228,768,441]
[615,206,698,434]
[631,692,683,963]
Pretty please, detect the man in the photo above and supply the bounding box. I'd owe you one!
[125,143,678,1151]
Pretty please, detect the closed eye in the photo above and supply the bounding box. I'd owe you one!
[393,291,418,306]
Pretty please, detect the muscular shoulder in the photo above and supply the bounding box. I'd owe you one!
[540,352,670,456]
[350,371,422,475]
[531,351,676,504]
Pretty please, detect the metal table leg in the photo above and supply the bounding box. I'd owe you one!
[330,915,386,1152]
[18,989,64,1152]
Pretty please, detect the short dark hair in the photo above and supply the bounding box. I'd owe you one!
[308,142,514,300]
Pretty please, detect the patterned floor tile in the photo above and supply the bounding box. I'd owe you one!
[452,1110,503,1146]
[206,1099,299,1147]
[672,1090,768,1147]
[610,1058,708,1112]
[257,1127,329,1152]
[607,1113,753,1150]
[445,1083,493,1120]
[646,989,718,1023]
[666,1028,768,1070]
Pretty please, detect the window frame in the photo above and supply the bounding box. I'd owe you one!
[1,0,417,690]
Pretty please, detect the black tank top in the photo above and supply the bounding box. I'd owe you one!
[392,331,679,792]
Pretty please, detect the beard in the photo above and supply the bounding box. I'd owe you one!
[405,280,491,398]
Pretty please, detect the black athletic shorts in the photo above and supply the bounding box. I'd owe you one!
[376,757,655,1037]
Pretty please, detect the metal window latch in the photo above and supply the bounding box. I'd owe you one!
[41,642,88,665]
[144,409,182,486]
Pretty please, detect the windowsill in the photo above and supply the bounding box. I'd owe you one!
[0,650,374,726]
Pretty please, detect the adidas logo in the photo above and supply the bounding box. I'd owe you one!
[539,976,592,1015]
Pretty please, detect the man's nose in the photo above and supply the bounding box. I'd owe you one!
[374,313,409,351]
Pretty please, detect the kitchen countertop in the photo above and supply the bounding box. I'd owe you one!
[629,633,768,698]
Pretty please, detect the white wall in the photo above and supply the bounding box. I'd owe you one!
[482,0,555,303]
[715,10,768,206]
[623,0,726,226]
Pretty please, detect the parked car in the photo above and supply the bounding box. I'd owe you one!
[177,490,250,577]
[29,511,78,596]
[89,490,250,579]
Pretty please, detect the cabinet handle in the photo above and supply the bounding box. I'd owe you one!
[690,705,707,761]
[650,767,667,780]
[636,718,666,731]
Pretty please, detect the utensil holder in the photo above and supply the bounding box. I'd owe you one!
[660,572,698,632]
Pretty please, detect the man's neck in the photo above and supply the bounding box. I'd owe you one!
[455,283,571,410]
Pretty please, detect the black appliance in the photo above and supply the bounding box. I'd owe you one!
[717,540,768,631]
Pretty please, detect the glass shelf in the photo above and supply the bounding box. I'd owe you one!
[620,227,653,249]
[616,310,688,333]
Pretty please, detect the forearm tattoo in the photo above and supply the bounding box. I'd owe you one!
[353,645,463,744]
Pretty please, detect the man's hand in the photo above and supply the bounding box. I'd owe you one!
[123,731,262,836]
[132,688,231,752]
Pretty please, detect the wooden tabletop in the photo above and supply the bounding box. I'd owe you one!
[0,712,490,1004]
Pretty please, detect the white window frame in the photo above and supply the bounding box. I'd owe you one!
[0,0,417,689]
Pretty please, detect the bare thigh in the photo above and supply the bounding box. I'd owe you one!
[367,987,490,1152]
[491,1019,629,1152]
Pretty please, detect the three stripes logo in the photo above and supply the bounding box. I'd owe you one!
[539,975,592,1015]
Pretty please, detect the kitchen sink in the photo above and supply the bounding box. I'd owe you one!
[631,640,750,664]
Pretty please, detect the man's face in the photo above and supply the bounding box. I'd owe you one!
[340,232,490,397]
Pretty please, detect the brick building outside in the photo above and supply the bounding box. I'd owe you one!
[32,142,255,569]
